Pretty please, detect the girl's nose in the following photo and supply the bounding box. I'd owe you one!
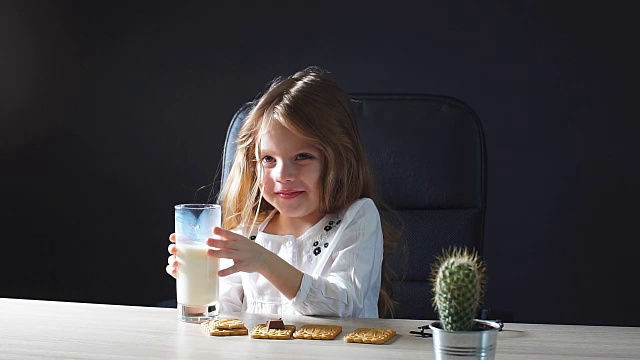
[275,162,297,182]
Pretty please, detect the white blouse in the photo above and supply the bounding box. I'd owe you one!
[218,197,383,318]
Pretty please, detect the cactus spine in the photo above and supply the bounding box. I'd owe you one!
[431,247,486,331]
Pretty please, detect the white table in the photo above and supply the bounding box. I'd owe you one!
[1,298,638,359]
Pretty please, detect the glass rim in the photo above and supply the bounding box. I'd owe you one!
[174,203,220,210]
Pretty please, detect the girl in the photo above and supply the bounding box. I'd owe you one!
[167,67,397,318]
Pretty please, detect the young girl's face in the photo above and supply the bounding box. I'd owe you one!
[258,122,324,226]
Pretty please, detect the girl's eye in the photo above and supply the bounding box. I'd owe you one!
[261,155,275,163]
[296,153,314,160]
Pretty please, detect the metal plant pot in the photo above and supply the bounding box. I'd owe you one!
[429,319,503,360]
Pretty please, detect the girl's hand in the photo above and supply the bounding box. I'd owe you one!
[166,233,177,279]
[207,227,270,276]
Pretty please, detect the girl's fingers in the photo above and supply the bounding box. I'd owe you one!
[218,265,239,277]
[166,264,177,279]
[207,237,235,250]
[213,226,239,239]
[207,248,236,259]
[208,227,251,248]
[166,234,178,279]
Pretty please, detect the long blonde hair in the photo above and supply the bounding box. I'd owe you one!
[219,67,399,316]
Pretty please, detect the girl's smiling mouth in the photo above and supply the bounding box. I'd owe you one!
[276,190,304,199]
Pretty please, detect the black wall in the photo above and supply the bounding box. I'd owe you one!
[2,1,639,326]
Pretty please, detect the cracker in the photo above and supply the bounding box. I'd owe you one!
[343,328,396,344]
[201,320,248,336]
[293,324,342,340]
[211,318,245,330]
[250,324,296,339]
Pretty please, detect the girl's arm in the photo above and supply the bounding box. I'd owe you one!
[207,227,304,300]
[290,198,383,317]
[256,251,304,299]
[207,198,382,316]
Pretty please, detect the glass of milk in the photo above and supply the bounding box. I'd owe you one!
[174,204,221,322]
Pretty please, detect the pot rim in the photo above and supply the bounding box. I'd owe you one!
[429,319,503,334]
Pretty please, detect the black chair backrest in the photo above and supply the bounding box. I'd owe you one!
[221,94,487,320]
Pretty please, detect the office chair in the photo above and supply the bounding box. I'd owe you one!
[221,93,487,320]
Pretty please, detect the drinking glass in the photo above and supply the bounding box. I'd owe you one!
[174,204,221,322]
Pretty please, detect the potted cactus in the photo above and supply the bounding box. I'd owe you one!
[429,247,502,360]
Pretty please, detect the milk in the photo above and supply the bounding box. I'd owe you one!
[176,243,219,306]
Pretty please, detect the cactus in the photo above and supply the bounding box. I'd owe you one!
[431,247,486,331]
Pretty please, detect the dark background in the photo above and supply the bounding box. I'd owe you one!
[2,1,639,326]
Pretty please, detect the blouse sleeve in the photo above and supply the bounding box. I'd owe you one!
[290,198,383,318]
[218,257,244,313]
[217,226,251,313]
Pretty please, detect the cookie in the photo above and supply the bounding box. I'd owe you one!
[343,328,396,344]
[250,324,296,339]
[201,320,248,336]
[293,324,342,340]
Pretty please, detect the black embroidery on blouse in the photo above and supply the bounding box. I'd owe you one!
[312,218,341,257]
